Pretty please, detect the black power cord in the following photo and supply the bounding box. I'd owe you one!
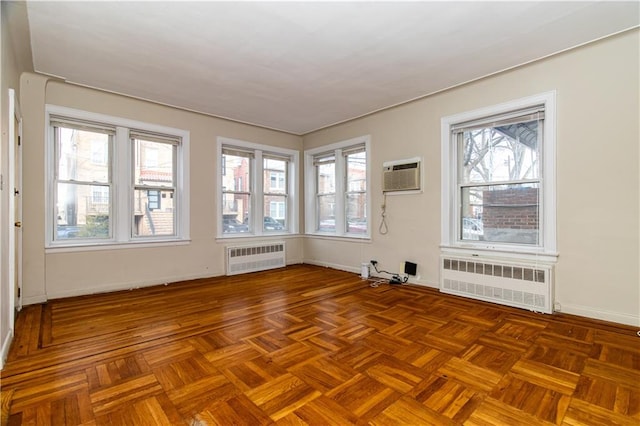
[370,261,408,285]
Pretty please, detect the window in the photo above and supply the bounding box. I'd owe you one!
[218,137,298,237]
[263,156,288,232]
[305,136,370,238]
[46,105,189,247]
[441,92,556,259]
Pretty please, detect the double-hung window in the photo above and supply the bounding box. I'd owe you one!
[441,92,556,259]
[305,136,370,238]
[46,105,190,247]
[218,137,298,237]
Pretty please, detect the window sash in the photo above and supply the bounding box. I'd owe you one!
[451,106,545,134]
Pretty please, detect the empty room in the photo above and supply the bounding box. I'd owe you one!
[1,1,639,425]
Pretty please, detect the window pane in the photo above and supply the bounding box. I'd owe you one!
[56,127,110,183]
[346,151,366,191]
[223,153,250,192]
[461,119,539,184]
[264,158,287,194]
[461,183,539,245]
[134,139,175,187]
[222,193,250,233]
[264,195,286,231]
[133,189,175,237]
[318,194,335,232]
[317,162,335,195]
[346,193,367,234]
[56,182,110,239]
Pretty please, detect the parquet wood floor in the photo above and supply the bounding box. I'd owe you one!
[1,264,639,425]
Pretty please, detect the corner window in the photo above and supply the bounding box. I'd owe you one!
[441,92,556,259]
[305,136,370,238]
[46,105,190,248]
[217,137,298,237]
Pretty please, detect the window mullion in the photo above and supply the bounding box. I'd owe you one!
[335,149,345,235]
[115,126,129,242]
[254,150,263,235]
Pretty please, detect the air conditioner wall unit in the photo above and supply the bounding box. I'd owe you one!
[382,157,421,193]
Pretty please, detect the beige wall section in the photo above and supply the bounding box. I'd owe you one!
[20,78,303,302]
[303,30,640,326]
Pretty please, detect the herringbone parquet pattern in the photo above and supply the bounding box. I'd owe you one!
[1,265,638,425]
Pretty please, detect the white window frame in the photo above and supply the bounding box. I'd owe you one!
[216,137,299,238]
[304,135,371,239]
[441,92,557,261]
[45,105,190,249]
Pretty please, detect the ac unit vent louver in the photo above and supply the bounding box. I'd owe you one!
[383,160,420,192]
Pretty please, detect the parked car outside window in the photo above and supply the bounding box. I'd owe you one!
[223,218,249,233]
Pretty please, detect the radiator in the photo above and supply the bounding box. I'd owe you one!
[440,256,553,314]
[226,242,286,276]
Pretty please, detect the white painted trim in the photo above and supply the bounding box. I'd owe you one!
[440,91,557,258]
[302,234,372,243]
[216,136,300,239]
[304,259,361,275]
[557,303,640,327]
[22,295,48,306]
[45,239,191,254]
[304,135,371,238]
[440,246,558,264]
[7,89,17,333]
[44,105,191,248]
[0,329,13,370]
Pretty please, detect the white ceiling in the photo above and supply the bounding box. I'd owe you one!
[25,1,639,135]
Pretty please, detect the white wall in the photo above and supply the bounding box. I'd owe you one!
[303,30,640,326]
[20,77,304,302]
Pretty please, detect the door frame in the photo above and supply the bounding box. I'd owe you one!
[8,88,23,332]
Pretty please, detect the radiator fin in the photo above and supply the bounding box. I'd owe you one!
[226,242,285,275]
[440,256,553,313]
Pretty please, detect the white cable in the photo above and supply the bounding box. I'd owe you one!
[379,193,388,235]
[368,277,388,288]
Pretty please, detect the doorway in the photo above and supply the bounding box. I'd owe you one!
[8,88,23,331]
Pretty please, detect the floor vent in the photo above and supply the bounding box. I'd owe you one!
[226,242,286,275]
[440,256,553,314]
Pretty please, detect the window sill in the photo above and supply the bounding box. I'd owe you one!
[45,238,191,253]
[305,233,372,242]
[440,244,558,263]
[215,232,301,242]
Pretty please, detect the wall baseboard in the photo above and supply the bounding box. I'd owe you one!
[0,330,13,370]
[304,259,360,275]
[557,302,640,327]
[23,259,307,305]
[22,295,47,306]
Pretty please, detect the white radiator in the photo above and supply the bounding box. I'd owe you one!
[226,242,286,276]
[440,256,553,314]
